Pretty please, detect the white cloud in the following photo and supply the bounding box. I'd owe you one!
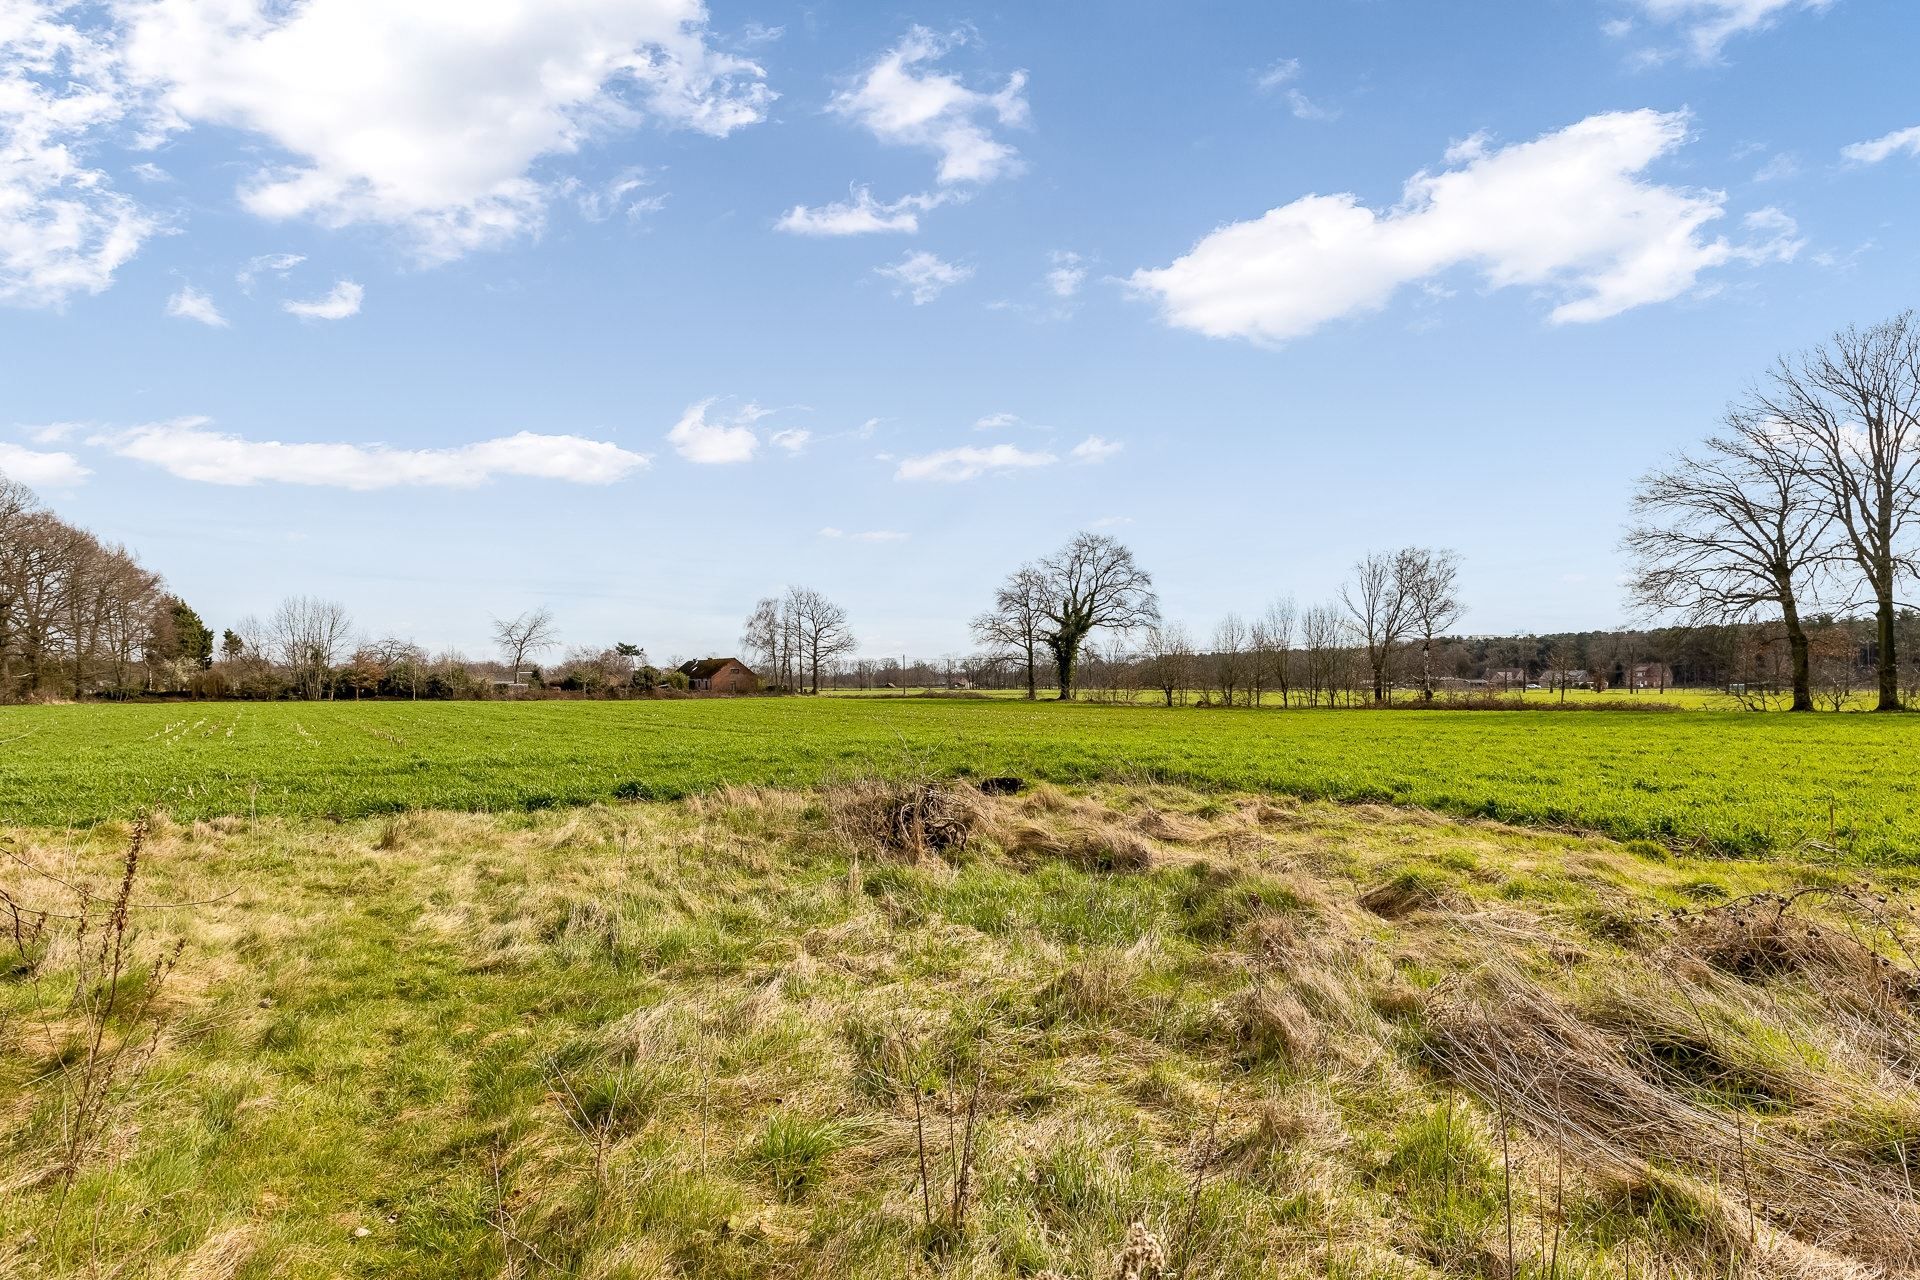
[1750,152,1799,182]
[0,4,156,307]
[283,280,363,320]
[1044,251,1087,298]
[1070,435,1123,463]
[114,0,773,260]
[829,27,1029,186]
[1284,89,1340,123]
[1626,0,1831,61]
[895,442,1055,482]
[165,285,228,327]
[568,169,664,222]
[0,441,90,486]
[1254,57,1337,121]
[100,417,648,488]
[776,186,949,236]
[876,250,971,304]
[1130,110,1784,345]
[770,428,811,453]
[236,252,305,292]
[666,398,761,464]
[1733,207,1803,263]
[818,526,907,542]
[1255,59,1300,91]
[1842,126,1920,165]
[973,411,1021,430]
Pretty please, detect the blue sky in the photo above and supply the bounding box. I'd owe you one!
[4,0,1918,661]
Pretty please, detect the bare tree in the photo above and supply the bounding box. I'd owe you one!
[1211,613,1247,707]
[1342,552,1410,703]
[1757,312,1920,711]
[1255,597,1297,707]
[971,565,1047,700]
[741,597,783,686]
[1300,603,1345,707]
[270,596,353,699]
[1397,548,1464,702]
[491,607,558,680]
[787,587,857,693]
[1139,623,1195,706]
[1029,533,1159,700]
[1626,415,1831,711]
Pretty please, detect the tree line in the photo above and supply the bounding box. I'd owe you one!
[4,311,1914,708]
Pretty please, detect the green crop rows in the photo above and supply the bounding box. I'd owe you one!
[2,698,1914,860]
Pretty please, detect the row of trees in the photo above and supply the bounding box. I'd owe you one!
[0,477,189,701]
[7,309,1914,709]
[741,587,857,694]
[968,533,1468,706]
[1628,311,1920,712]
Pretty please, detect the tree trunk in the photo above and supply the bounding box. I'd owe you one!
[1054,647,1074,700]
[1782,599,1813,712]
[1023,640,1037,700]
[1875,591,1901,711]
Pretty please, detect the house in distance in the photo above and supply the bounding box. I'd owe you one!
[677,657,760,694]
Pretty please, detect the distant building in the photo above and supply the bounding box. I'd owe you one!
[1487,668,1528,690]
[1628,662,1672,691]
[677,657,759,693]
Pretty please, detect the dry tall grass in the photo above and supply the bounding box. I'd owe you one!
[2,782,1915,1278]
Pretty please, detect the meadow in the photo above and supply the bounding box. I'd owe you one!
[4,784,1917,1278]
[2,697,1917,861]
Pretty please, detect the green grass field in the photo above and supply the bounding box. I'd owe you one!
[3,698,1916,860]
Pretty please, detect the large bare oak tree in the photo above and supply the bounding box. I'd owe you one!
[1758,312,1920,711]
[1626,413,1831,711]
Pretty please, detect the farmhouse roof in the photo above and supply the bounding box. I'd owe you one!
[678,657,746,679]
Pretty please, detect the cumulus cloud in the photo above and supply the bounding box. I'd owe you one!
[165,285,228,327]
[894,442,1055,482]
[974,411,1021,430]
[1625,0,1831,61]
[1070,435,1123,463]
[666,398,765,464]
[0,441,90,486]
[829,27,1029,186]
[776,186,949,236]
[100,417,648,488]
[818,526,907,542]
[110,0,772,260]
[1842,126,1920,165]
[0,5,156,307]
[1130,110,1786,345]
[770,428,812,453]
[283,280,363,320]
[876,250,971,304]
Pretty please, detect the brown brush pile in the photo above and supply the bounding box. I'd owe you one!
[829,778,986,859]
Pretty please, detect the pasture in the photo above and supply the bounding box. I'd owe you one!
[2,697,1916,860]
[4,784,1917,1278]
